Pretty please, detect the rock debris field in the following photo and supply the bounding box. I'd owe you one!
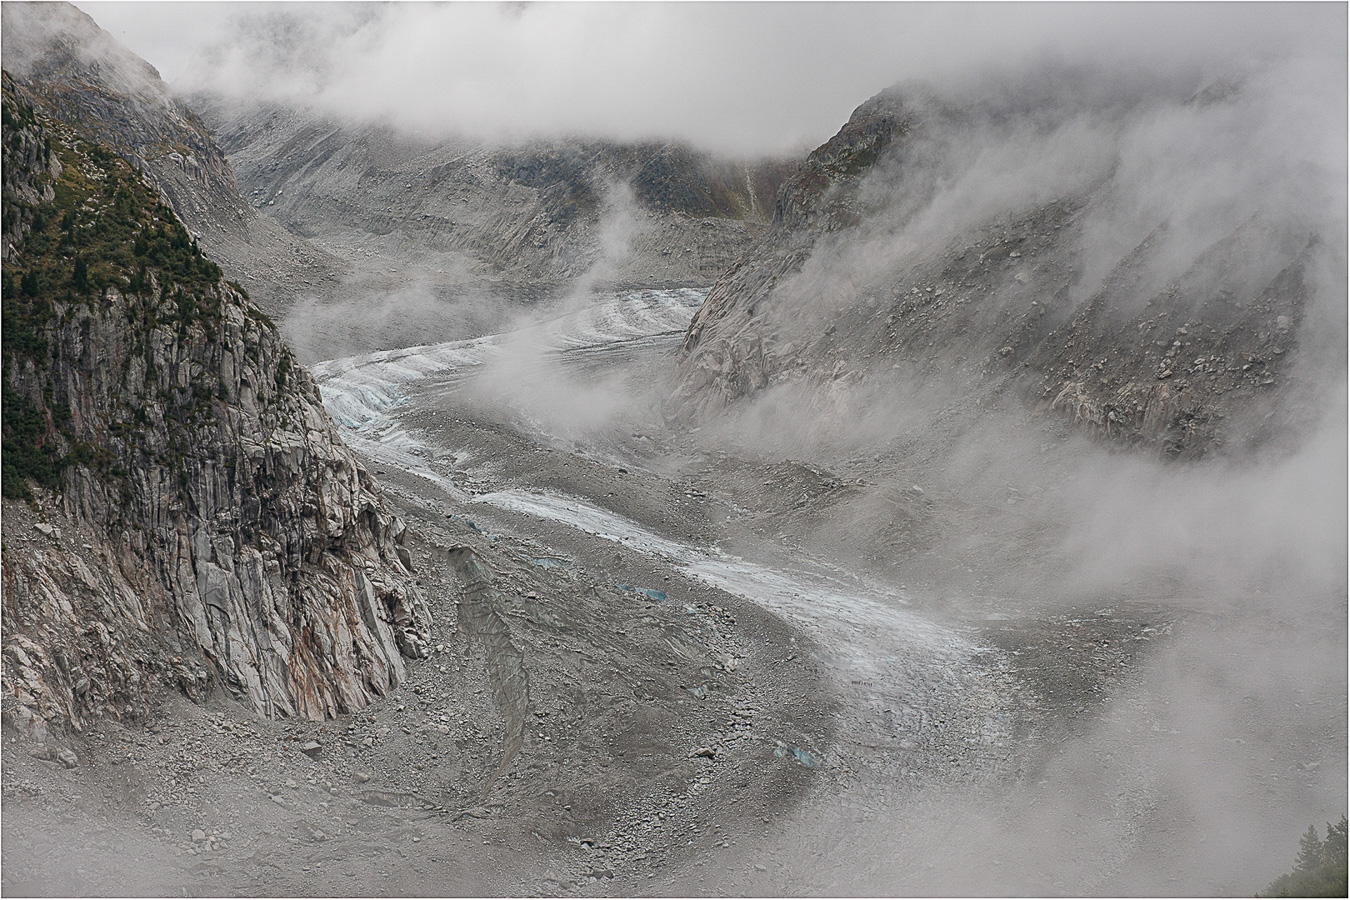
[8,287,1341,896]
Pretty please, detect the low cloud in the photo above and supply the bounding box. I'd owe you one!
[680,46,1346,609]
[77,2,1343,158]
[460,183,664,440]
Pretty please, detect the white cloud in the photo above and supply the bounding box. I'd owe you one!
[75,1,1344,157]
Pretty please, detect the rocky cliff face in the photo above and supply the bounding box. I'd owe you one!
[1,83,61,260]
[0,2,346,319]
[672,76,1340,458]
[1,77,430,740]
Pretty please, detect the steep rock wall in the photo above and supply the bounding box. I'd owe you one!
[1,78,430,738]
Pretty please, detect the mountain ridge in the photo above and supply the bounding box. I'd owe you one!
[190,96,799,358]
[1,1,347,320]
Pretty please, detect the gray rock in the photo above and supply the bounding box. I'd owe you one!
[0,16,434,739]
[1,236,432,737]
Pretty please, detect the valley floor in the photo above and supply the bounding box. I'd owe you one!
[3,289,1344,896]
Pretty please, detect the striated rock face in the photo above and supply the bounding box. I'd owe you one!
[671,73,1340,458]
[195,98,796,292]
[1,79,430,738]
[0,1,345,318]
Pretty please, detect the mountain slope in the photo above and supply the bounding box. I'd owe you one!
[198,97,793,287]
[671,71,1345,459]
[1,74,430,739]
[0,1,346,319]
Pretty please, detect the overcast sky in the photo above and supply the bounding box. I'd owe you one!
[76,1,1345,157]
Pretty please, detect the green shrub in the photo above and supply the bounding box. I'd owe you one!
[1,385,66,500]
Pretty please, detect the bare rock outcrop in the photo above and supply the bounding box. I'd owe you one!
[1,79,430,738]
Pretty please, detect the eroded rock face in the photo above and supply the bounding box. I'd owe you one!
[670,76,1336,458]
[1,83,430,737]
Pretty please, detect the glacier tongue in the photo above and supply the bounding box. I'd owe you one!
[471,487,974,675]
[313,287,707,448]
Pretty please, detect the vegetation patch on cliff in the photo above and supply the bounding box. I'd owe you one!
[2,73,225,499]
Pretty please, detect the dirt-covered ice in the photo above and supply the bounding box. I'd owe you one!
[303,283,1345,896]
[6,285,1342,897]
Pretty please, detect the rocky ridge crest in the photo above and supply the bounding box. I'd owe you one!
[194,98,796,294]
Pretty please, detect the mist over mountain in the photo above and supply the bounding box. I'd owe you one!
[646,56,1345,657]
[674,59,1346,460]
[2,3,1345,897]
[0,1,346,319]
[85,1,1341,157]
[4,2,804,362]
[193,96,795,360]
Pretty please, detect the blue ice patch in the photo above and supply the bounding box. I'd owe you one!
[615,583,667,602]
[774,741,818,768]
